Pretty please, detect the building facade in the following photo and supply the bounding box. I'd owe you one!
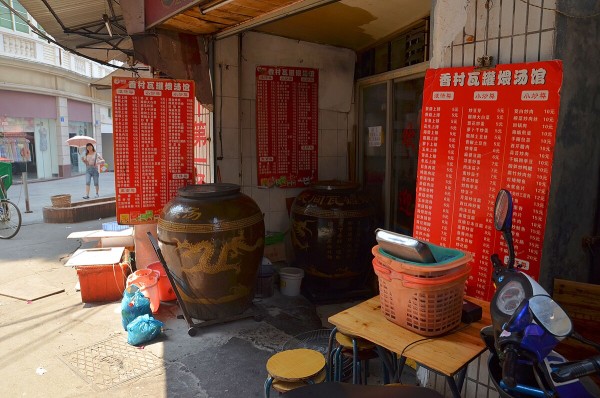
[0,0,115,180]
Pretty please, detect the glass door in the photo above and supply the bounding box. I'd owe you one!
[391,78,424,235]
[359,75,424,233]
[360,83,388,227]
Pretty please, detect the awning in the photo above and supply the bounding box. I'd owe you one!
[15,0,133,64]
[18,0,431,63]
[90,68,153,90]
[16,0,430,107]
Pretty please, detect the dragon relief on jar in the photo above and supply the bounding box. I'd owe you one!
[291,219,315,250]
[174,230,263,275]
[174,207,203,221]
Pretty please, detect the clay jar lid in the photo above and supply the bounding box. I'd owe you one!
[178,183,240,198]
[310,180,359,192]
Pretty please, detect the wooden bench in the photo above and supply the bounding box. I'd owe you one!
[43,196,116,223]
[553,278,600,386]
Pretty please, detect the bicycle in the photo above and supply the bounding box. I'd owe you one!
[0,174,21,239]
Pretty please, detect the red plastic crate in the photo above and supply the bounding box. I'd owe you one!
[76,250,131,303]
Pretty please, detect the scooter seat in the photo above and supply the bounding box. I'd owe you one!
[282,382,444,398]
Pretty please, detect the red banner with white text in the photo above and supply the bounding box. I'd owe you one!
[256,66,318,188]
[413,60,563,300]
[113,77,195,224]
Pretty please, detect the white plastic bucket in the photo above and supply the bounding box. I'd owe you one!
[279,267,304,296]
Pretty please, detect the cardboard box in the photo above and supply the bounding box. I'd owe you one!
[67,228,134,251]
[264,242,286,263]
[264,231,287,263]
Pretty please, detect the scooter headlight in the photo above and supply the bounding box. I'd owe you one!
[496,280,526,315]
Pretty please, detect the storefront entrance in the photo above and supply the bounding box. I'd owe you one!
[359,67,426,234]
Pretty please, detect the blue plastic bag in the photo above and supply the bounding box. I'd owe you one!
[121,285,151,330]
[127,314,164,346]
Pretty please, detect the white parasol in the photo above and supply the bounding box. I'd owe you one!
[66,136,97,156]
[66,136,96,148]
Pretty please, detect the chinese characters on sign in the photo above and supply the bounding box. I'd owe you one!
[193,101,211,184]
[256,66,318,188]
[413,61,563,300]
[112,77,195,224]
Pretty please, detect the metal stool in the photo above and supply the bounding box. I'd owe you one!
[264,348,326,398]
[328,327,389,384]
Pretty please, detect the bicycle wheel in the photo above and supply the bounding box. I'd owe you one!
[0,200,21,239]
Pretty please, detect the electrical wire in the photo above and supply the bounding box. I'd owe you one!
[395,323,472,384]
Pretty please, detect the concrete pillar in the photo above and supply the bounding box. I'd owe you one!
[133,223,159,270]
[92,103,102,155]
[56,97,71,177]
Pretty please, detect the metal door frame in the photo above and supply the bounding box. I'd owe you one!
[356,61,429,229]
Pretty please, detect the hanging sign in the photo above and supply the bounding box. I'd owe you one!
[413,60,563,300]
[112,77,195,224]
[256,66,318,188]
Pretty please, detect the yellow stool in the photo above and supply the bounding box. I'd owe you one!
[264,348,326,398]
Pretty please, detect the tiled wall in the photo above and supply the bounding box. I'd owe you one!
[214,32,356,239]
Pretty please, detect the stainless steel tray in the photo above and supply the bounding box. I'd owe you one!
[375,229,435,263]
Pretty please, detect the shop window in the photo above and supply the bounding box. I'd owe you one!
[0,0,30,33]
[357,18,429,79]
[0,2,12,30]
[13,0,28,33]
[35,21,45,39]
[374,43,390,75]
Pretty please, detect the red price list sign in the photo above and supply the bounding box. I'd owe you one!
[256,66,318,188]
[112,77,195,224]
[413,61,562,300]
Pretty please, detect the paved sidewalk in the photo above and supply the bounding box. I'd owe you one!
[0,174,372,398]
[8,172,116,226]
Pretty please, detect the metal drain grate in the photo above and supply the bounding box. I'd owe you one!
[61,335,163,390]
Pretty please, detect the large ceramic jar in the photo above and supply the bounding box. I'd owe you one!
[157,184,265,320]
[290,180,376,291]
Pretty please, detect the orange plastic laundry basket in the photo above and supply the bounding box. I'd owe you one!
[373,259,471,336]
[372,245,473,277]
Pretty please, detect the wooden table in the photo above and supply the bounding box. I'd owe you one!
[328,295,491,397]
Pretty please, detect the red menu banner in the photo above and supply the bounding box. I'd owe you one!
[256,66,318,188]
[193,101,211,184]
[112,77,195,224]
[413,61,562,300]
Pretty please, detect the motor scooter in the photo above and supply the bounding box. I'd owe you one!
[481,189,600,397]
[271,188,600,398]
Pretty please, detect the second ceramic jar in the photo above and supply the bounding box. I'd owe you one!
[290,180,376,291]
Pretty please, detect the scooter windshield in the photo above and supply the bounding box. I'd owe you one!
[529,295,572,337]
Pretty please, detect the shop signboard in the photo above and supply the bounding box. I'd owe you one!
[413,60,562,300]
[112,77,195,225]
[193,100,211,184]
[256,65,318,188]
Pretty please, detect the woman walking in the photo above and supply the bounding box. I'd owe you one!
[82,143,104,199]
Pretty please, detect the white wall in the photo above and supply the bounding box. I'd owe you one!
[431,0,556,68]
[213,32,356,234]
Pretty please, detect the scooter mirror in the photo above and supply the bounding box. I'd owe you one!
[494,189,513,232]
[529,295,573,337]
